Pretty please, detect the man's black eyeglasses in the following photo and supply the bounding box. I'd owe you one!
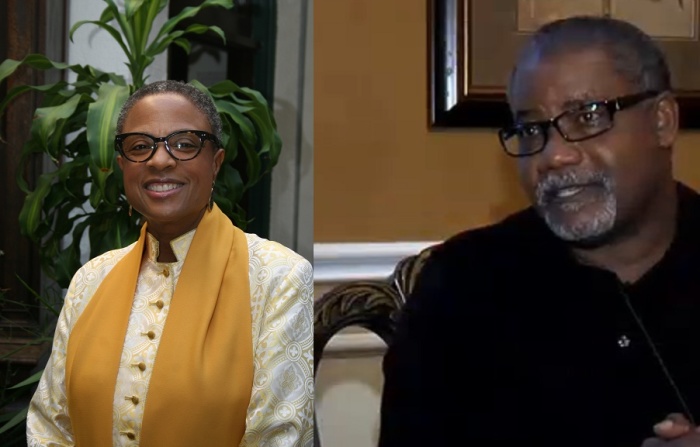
[498,90,660,157]
[115,130,222,163]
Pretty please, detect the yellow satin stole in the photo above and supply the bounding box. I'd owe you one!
[65,205,253,446]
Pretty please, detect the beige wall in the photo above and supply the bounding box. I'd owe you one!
[315,0,700,243]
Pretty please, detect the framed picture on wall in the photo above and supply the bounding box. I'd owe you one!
[429,0,700,129]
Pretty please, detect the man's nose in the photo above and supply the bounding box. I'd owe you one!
[538,127,583,172]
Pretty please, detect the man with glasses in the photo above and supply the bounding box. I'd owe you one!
[380,16,700,447]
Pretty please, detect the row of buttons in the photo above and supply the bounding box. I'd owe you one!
[115,267,170,444]
[122,326,156,441]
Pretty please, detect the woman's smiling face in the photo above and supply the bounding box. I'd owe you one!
[116,92,224,239]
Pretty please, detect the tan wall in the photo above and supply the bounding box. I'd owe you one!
[315,0,700,243]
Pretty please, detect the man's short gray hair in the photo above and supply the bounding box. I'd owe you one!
[507,16,671,106]
[116,80,223,142]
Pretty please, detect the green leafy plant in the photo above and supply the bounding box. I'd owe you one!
[0,0,282,289]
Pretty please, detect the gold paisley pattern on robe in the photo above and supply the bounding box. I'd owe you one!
[27,230,314,447]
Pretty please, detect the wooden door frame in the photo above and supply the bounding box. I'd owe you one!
[0,0,66,324]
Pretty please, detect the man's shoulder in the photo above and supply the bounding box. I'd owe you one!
[430,207,544,263]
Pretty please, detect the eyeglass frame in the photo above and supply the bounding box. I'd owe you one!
[497,90,661,158]
[114,129,223,163]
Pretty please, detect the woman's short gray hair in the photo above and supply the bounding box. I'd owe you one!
[116,80,223,142]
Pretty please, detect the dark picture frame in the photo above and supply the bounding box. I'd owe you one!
[429,0,700,129]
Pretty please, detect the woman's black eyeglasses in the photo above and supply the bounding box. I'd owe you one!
[498,90,660,157]
[115,129,222,163]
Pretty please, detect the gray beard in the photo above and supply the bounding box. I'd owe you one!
[535,170,616,242]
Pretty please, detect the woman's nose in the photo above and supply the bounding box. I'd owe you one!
[146,141,176,167]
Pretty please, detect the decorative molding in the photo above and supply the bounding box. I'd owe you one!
[313,241,440,283]
[322,332,387,358]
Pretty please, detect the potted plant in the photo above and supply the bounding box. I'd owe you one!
[0,0,281,441]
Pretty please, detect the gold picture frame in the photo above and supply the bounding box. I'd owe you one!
[429,0,700,129]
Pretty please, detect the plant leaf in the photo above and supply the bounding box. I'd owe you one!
[15,274,63,318]
[18,172,56,239]
[69,20,133,67]
[86,83,130,196]
[205,25,226,44]
[184,23,210,34]
[172,38,191,54]
[0,407,28,435]
[99,5,116,23]
[124,0,148,19]
[151,0,233,46]
[0,54,68,84]
[218,163,244,205]
[0,82,68,128]
[238,86,281,163]
[8,369,44,389]
[30,94,82,150]
[145,30,186,57]
[102,0,137,61]
[214,99,255,146]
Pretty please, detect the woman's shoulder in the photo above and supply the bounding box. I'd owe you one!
[62,242,139,322]
[79,242,138,274]
[69,242,138,291]
[244,232,310,268]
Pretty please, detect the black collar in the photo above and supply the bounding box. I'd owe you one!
[508,182,700,284]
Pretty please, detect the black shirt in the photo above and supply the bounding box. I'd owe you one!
[379,183,700,446]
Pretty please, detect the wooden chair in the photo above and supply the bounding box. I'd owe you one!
[313,245,435,446]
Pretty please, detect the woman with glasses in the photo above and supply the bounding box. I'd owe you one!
[27,80,313,447]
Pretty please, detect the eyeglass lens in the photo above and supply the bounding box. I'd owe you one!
[120,131,204,162]
[502,102,613,156]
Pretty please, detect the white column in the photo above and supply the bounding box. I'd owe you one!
[270,0,313,262]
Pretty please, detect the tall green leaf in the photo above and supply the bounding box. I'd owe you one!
[125,0,149,19]
[30,95,82,150]
[0,54,68,83]
[150,0,233,48]
[86,83,130,197]
[18,172,56,239]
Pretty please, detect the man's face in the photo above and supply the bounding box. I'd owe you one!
[510,48,670,244]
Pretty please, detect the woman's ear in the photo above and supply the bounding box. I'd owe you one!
[213,148,225,177]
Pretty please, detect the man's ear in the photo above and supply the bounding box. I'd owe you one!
[654,92,679,149]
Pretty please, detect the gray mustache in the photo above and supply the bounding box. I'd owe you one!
[535,170,611,205]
